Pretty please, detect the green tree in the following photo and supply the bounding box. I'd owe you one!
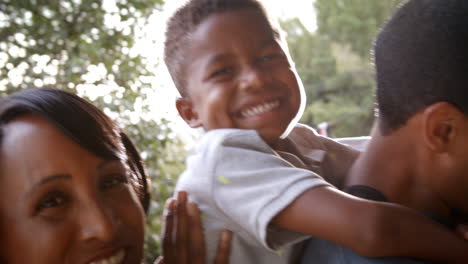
[0,0,184,262]
[282,1,404,137]
[281,18,374,137]
[315,0,404,58]
[281,18,337,105]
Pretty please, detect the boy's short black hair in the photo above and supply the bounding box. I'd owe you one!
[164,0,281,96]
[375,0,468,134]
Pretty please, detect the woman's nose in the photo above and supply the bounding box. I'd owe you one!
[78,201,118,242]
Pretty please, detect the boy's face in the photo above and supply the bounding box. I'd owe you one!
[176,8,305,146]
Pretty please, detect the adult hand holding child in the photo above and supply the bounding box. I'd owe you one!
[155,191,232,264]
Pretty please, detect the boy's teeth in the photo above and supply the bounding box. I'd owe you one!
[241,100,279,118]
[89,249,125,264]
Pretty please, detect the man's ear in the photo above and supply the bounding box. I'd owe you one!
[422,102,461,152]
[176,97,203,128]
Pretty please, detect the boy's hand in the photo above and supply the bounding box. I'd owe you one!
[156,191,232,264]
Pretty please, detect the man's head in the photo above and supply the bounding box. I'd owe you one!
[373,0,468,217]
[165,0,305,146]
[375,0,468,135]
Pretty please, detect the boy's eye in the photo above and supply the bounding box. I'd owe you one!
[260,54,275,62]
[259,53,283,63]
[210,67,233,79]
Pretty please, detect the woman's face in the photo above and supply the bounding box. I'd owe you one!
[0,115,145,264]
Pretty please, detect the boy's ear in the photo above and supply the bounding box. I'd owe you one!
[422,102,461,152]
[176,97,203,128]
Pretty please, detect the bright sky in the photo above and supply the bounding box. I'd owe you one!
[144,0,316,142]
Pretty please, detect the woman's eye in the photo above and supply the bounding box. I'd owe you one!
[36,192,67,212]
[101,174,129,190]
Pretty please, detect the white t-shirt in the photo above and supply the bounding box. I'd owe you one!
[175,124,365,264]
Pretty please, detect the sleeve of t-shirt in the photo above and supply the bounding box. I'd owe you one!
[203,129,331,251]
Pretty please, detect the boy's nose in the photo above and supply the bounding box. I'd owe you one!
[238,66,267,92]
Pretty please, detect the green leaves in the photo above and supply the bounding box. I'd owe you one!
[315,0,404,58]
[282,0,404,137]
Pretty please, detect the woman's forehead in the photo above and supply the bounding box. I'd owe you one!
[1,115,69,156]
[0,115,105,190]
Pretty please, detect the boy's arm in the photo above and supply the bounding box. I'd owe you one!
[272,186,468,263]
[204,129,466,261]
[282,125,362,188]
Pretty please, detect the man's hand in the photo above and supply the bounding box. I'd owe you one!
[155,191,232,264]
[456,223,468,241]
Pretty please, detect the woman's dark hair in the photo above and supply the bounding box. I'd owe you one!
[0,88,150,212]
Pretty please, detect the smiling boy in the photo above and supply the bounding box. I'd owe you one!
[170,4,303,146]
[163,0,468,263]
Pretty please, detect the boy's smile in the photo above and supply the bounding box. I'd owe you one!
[176,8,305,146]
[238,99,280,118]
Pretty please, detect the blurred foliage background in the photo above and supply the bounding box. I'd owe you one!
[0,0,404,262]
[286,0,405,137]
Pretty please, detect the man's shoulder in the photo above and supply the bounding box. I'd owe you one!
[301,238,426,264]
[301,185,426,264]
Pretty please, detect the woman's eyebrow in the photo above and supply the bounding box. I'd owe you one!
[24,174,71,197]
[96,159,124,171]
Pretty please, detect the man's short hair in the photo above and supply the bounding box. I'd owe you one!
[164,0,280,96]
[375,0,468,134]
